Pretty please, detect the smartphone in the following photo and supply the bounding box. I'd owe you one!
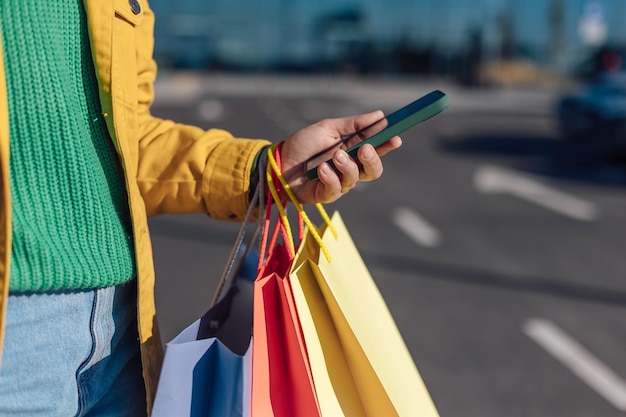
[305,89,450,180]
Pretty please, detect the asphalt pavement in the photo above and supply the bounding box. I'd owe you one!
[148,73,626,417]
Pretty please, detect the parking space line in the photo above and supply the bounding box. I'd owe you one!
[391,206,442,248]
[523,318,626,411]
[474,165,598,221]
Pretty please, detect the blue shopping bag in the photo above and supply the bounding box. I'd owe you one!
[151,280,254,417]
[151,240,259,417]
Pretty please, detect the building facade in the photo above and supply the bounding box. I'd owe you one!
[150,0,626,79]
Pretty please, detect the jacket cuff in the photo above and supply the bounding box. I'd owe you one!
[201,138,271,221]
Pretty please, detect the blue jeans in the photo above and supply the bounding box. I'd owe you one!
[0,282,147,417]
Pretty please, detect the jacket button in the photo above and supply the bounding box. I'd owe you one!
[129,0,141,14]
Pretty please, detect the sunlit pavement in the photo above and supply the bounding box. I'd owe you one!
[149,71,626,417]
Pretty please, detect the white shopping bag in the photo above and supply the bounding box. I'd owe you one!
[151,281,253,417]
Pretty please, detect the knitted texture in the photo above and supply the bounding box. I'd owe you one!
[2,0,136,291]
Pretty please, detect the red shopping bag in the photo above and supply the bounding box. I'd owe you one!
[250,146,320,417]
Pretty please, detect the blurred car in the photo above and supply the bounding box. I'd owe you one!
[574,46,626,81]
[556,71,626,144]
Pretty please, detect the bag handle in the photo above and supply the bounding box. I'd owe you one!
[261,145,295,259]
[209,143,295,307]
[211,140,337,307]
[266,143,336,262]
[210,150,268,307]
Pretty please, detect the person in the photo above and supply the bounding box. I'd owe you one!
[0,0,401,416]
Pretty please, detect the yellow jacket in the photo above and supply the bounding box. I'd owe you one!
[0,0,270,411]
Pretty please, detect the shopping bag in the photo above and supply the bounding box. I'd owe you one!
[289,211,440,417]
[151,280,253,417]
[251,246,320,417]
[250,154,320,417]
[257,143,438,416]
[152,170,264,417]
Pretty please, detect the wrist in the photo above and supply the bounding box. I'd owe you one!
[249,144,271,203]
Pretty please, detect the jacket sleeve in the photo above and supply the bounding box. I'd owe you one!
[132,1,271,220]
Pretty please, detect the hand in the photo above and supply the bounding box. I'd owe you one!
[279,110,402,204]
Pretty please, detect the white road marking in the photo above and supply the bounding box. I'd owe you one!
[474,165,598,221]
[524,319,626,411]
[197,99,225,122]
[391,207,442,248]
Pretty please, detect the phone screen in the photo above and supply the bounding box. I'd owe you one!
[304,90,449,180]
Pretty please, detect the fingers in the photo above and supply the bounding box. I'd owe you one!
[289,111,403,204]
[375,135,403,157]
[316,162,342,202]
[316,143,389,202]
[333,150,360,191]
[357,144,383,181]
[316,150,359,202]
[316,150,358,202]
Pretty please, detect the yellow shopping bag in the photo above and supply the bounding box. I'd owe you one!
[290,211,440,417]
[264,144,439,417]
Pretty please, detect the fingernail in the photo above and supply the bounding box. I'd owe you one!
[362,146,374,160]
[319,163,330,175]
[335,151,348,164]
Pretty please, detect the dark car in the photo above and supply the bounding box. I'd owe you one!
[556,71,626,145]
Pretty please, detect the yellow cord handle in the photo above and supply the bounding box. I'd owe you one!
[266,145,335,262]
[265,147,295,256]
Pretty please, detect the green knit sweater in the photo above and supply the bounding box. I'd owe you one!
[2,0,137,292]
